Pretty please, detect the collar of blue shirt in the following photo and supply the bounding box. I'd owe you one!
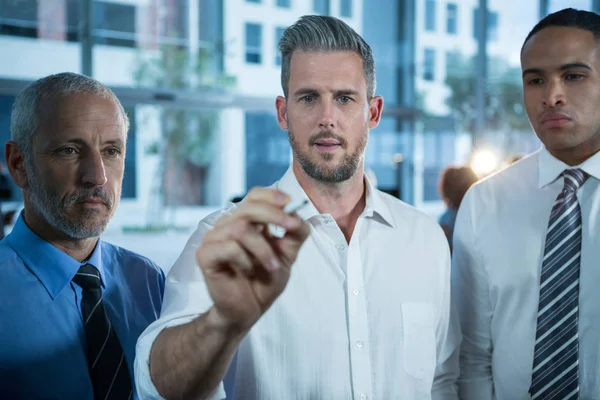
[7,212,104,300]
[274,166,396,228]
[538,145,600,189]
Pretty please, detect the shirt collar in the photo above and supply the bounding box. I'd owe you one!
[538,146,600,189]
[274,166,396,227]
[7,212,104,300]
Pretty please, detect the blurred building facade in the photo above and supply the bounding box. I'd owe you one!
[0,0,594,230]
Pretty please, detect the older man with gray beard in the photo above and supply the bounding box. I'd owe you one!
[0,72,165,400]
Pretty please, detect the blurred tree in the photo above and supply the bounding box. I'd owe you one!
[445,53,530,136]
[133,43,236,227]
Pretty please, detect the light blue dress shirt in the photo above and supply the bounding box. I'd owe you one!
[0,214,164,399]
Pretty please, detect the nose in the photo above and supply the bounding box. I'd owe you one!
[81,151,107,187]
[318,101,335,129]
[543,79,566,108]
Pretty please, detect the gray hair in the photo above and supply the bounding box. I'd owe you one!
[10,72,129,158]
[279,15,376,99]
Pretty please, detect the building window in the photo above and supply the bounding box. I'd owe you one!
[246,112,291,190]
[313,0,330,15]
[445,51,461,76]
[446,3,457,34]
[425,0,436,32]
[276,0,291,7]
[66,1,137,47]
[473,8,499,42]
[423,48,435,81]
[0,0,38,39]
[95,2,137,47]
[341,0,352,17]
[122,107,137,199]
[275,27,285,65]
[245,23,262,64]
[199,0,224,72]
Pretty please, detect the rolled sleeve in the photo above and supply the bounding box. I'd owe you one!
[134,214,228,400]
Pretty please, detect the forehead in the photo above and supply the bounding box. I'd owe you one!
[521,26,600,69]
[288,50,366,90]
[36,93,126,143]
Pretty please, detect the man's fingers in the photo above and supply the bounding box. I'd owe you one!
[282,216,311,242]
[197,240,254,275]
[244,187,290,206]
[235,228,282,271]
[213,202,300,234]
[203,219,283,272]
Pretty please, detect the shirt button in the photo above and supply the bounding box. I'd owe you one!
[352,288,360,296]
[355,340,364,348]
[360,394,367,400]
[336,244,346,251]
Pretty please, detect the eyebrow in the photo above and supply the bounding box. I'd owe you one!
[47,138,125,148]
[292,88,361,97]
[522,62,592,78]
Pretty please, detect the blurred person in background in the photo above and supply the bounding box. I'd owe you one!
[0,72,165,399]
[135,14,460,400]
[0,162,13,239]
[453,8,600,400]
[438,165,478,250]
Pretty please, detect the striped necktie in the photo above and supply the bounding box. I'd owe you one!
[72,264,132,400]
[529,168,587,400]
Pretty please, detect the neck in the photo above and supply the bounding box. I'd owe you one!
[550,137,600,166]
[293,161,366,243]
[22,207,98,262]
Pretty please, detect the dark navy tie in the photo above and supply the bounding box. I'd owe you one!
[72,264,132,400]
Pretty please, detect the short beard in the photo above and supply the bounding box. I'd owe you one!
[25,157,116,239]
[289,129,367,183]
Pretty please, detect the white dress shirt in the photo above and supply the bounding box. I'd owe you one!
[135,167,460,400]
[453,147,600,400]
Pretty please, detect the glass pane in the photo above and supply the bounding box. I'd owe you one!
[0,0,81,79]
[121,104,234,209]
[246,111,290,189]
[548,0,592,13]
[423,48,436,81]
[415,0,546,212]
[425,0,436,32]
[313,0,330,15]
[447,3,458,35]
[246,23,261,48]
[341,0,353,18]
[275,27,285,65]
[364,116,404,197]
[245,23,262,64]
[487,0,542,160]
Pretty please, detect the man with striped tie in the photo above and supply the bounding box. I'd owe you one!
[453,8,600,400]
[0,73,165,399]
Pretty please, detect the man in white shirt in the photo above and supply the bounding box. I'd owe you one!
[454,8,600,400]
[135,15,459,400]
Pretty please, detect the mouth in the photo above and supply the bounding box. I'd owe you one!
[314,139,342,153]
[77,198,108,207]
[540,114,572,128]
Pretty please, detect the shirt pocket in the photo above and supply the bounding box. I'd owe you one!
[402,302,437,383]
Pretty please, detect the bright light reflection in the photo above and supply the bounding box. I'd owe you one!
[471,149,500,176]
